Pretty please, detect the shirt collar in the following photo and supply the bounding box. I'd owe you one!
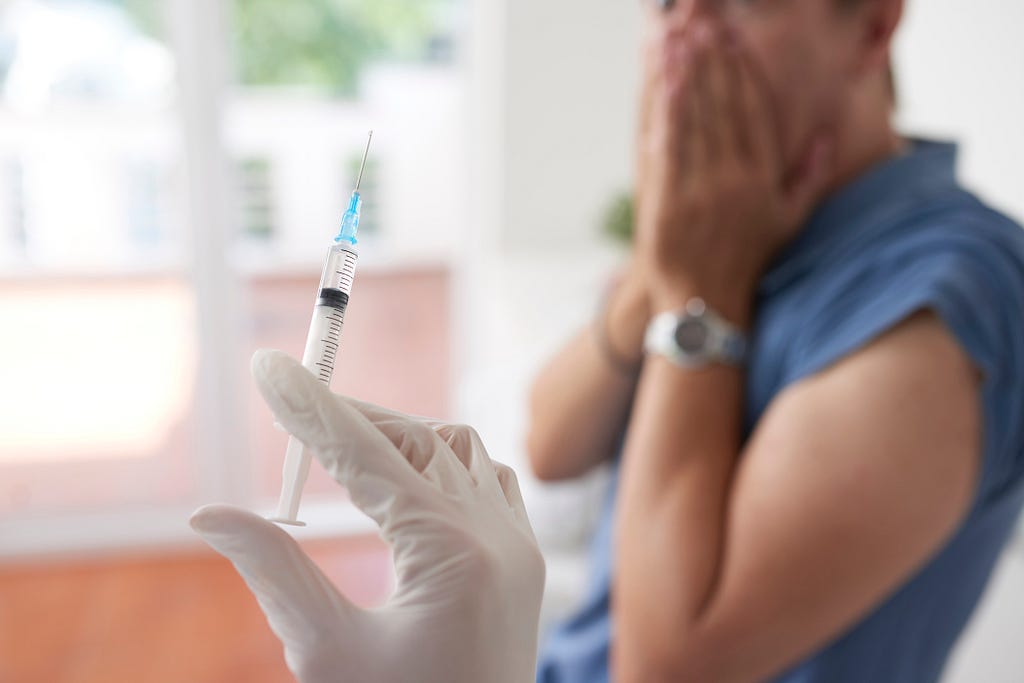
[759,139,960,296]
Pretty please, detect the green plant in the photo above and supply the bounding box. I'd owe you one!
[602,191,635,245]
[232,0,449,94]
[117,0,452,95]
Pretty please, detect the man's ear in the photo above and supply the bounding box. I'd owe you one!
[851,0,904,80]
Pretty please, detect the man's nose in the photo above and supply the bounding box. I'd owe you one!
[657,0,724,39]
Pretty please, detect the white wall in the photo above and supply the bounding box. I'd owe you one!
[895,0,1024,224]
[499,0,642,252]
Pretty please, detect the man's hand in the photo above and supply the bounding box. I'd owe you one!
[192,350,545,683]
[636,23,833,321]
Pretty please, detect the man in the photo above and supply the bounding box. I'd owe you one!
[529,1,1024,682]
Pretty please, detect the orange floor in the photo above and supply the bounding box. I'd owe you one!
[0,535,392,683]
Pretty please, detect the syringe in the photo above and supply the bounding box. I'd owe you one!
[269,130,373,526]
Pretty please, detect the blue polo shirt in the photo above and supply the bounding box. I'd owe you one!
[537,140,1024,683]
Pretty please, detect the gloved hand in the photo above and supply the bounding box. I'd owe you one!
[190,349,545,683]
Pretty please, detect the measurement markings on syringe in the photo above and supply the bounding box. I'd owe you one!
[313,310,347,382]
[315,364,332,381]
[336,269,355,290]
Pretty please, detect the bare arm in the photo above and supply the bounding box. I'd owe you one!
[526,267,649,481]
[613,311,981,682]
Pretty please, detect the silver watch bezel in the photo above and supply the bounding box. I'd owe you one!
[644,298,747,368]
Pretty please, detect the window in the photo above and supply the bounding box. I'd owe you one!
[235,157,276,241]
[0,0,196,531]
[0,0,465,555]
[2,158,27,256]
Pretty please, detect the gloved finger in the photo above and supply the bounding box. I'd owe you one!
[251,350,436,520]
[341,397,477,497]
[190,504,357,664]
[350,405,503,494]
[431,422,506,500]
[493,462,537,538]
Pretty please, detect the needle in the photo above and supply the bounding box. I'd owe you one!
[355,130,373,192]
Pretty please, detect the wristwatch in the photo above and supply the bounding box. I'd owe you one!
[643,298,747,368]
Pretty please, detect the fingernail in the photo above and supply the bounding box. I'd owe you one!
[695,23,714,47]
[251,348,285,380]
[190,503,233,535]
[189,507,213,533]
[271,373,316,416]
[817,138,834,165]
[674,40,690,64]
[252,350,318,416]
[809,136,834,176]
[722,25,740,50]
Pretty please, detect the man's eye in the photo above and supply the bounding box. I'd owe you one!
[653,0,759,13]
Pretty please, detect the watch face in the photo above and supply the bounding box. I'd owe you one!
[674,318,708,354]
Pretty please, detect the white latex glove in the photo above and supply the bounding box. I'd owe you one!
[191,350,545,683]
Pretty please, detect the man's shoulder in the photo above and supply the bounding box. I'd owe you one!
[806,186,1024,293]
[887,187,1024,255]
[765,192,1024,382]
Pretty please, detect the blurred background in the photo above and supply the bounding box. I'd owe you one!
[0,0,1021,681]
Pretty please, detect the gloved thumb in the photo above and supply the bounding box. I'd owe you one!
[190,504,358,670]
[251,349,437,529]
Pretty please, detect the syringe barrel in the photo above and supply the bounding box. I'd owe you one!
[318,243,359,298]
[300,243,359,387]
[273,243,359,524]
